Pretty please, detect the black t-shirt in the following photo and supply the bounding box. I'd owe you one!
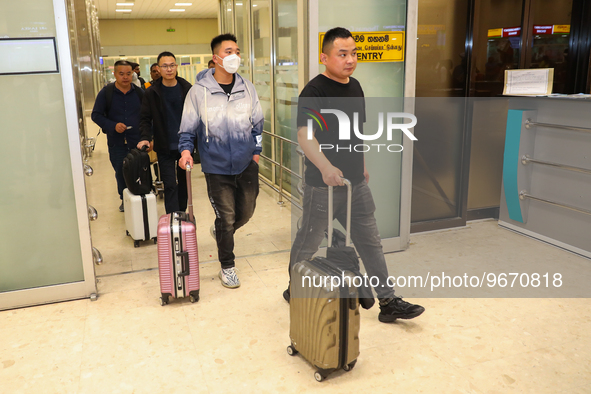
[219,74,236,96]
[297,74,366,187]
[162,82,183,151]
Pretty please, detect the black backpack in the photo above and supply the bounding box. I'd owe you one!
[122,146,152,195]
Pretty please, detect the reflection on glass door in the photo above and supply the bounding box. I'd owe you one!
[471,1,523,98]
[529,0,573,93]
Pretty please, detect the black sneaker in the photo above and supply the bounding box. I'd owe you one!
[283,287,290,303]
[378,297,425,323]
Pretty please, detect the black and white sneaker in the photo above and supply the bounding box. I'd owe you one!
[378,296,425,323]
[219,267,240,288]
[119,202,124,212]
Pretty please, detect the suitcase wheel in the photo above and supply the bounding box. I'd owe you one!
[286,346,298,356]
[134,240,140,248]
[189,290,199,303]
[153,237,157,244]
[343,360,356,372]
[160,295,169,306]
[126,230,129,236]
[314,371,325,382]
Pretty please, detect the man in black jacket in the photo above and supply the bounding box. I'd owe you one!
[138,52,192,213]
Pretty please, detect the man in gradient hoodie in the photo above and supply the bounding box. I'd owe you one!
[179,34,264,289]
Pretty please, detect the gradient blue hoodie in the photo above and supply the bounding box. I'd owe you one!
[178,68,264,175]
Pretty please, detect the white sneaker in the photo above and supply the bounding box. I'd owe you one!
[219,267,240,288]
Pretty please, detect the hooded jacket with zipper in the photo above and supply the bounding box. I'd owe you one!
[178,68,264,176]
[139,76,192,155]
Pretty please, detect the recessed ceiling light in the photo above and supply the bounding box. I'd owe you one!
[253,4,258,6]
[116,3,134,5]
[116,9,132,12]
[169,9,185,12]
[175,3,192,5]
[236,2,243,5]
[227,8,231,11]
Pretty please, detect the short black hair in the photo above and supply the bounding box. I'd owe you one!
[157,51,176,64]
[114,60,132,70]
[208,60,215,67]
[129,62,139,69]
[210,33,237,54]
[322,27,353,54]
[150,63,158,71]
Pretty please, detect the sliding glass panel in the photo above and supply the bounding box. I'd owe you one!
[0,0,85,292]
[412,0,469,223]
[251,0,273,180]
[468,0,524,211]
[235,0,251,79]
[273,0,298,194]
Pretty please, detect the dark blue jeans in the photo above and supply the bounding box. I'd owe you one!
[108,144,130,200]
[205,160,260,269]
[289,181,395,299]
[158,150,187,214]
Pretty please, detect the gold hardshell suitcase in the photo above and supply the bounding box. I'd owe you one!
[287,180,361,382]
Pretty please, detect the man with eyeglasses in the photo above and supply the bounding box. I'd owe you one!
[137,51,192,214]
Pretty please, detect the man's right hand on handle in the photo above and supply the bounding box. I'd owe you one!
[320,164,344,186]
[297,126,343,187]
[137,140,152,152]
[179,150,193,169]
[115,123,127,133]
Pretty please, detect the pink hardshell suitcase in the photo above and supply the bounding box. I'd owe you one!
[157,165,200,305]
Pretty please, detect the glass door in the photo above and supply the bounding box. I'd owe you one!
[0,0,97,310]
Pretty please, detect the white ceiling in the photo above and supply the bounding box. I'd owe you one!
[96,0,219,19]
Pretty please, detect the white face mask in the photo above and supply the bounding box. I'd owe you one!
[219,54,240,74]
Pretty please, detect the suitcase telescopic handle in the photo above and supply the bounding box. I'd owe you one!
[328,178,352,248]
[185,164,194,223]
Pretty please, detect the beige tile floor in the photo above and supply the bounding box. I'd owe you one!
[1,123,591,393]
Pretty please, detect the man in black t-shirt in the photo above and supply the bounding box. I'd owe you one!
[285,27,425,323]
[138,51,192,213]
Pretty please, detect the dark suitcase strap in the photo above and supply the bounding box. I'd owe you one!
[141,194,150,240]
